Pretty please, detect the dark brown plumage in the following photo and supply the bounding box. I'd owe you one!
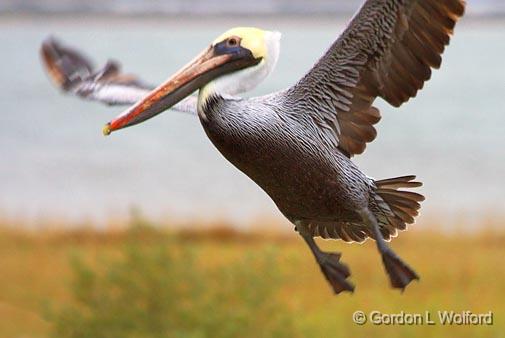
[289,0,465,156]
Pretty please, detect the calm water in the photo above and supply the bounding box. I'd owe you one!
[0,17,504,228]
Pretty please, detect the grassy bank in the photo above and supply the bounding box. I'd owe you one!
[0,216,503,338]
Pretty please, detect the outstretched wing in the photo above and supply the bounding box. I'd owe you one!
[41,37,153,105]
[283,0,465,156]
[40,38,197,113]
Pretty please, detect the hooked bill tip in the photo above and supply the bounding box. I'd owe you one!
[102,123,112,136]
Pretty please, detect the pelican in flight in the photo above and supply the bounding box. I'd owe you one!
[41,0,465,294]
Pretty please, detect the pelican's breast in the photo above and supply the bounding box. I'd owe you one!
[198,95,363,220]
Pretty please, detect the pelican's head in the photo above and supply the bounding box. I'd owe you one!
[202,27,281,98]
[105,27,281,134]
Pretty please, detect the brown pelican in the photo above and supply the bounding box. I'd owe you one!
[41,0,465,294]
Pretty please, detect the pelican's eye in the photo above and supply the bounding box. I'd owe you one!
[227,37,240,47]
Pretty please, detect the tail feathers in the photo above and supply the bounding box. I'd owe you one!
[375,175,425,233]
[303,175,424,244]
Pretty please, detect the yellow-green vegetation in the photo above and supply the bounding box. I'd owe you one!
[0,215,504,338]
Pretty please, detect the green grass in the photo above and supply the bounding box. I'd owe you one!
[0,216,504,338]
[47,235,296,338]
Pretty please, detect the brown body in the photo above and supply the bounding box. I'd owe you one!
[199,94,380,242]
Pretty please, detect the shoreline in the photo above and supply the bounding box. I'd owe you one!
[1,209,503,233]
[1,13,504,29]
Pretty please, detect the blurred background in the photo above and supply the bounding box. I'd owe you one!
[0,1,504,338]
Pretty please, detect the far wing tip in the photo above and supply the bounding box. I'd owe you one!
[39,36,95,91]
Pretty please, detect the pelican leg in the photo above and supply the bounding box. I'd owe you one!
[295,222,355,294]
[359,208,419,290]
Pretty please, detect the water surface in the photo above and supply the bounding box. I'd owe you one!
[0,17,504,228]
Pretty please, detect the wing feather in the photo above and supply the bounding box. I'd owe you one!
[283,0,465,156]
[41,37,152,105]
[40,37,197,114]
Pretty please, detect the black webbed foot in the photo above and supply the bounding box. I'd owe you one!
[381,248,419,290]
[317,252,355,294]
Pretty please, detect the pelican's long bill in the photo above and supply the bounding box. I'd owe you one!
[103,40,262,135]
